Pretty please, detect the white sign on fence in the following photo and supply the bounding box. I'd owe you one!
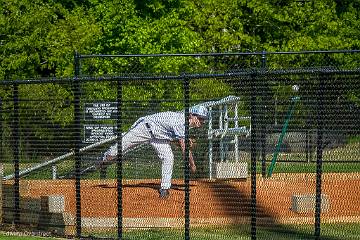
[84,102,117,120]
[84,124,117,143]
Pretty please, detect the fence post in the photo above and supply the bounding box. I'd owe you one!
[314,72,325,239]
[183,75,190,240]
[0,98,3,223]
[117,79,123,240]
[260,52,267,178]
[250,71,258,240]
[0,163,2,224]
[73,51,82,238]
[12,84,20,226]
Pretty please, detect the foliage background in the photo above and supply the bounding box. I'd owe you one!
[2,0,360,78]
[0,0,359,161]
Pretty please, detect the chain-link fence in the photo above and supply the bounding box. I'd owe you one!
[0,50,359,239]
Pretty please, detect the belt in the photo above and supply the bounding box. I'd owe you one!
[145,122,154,137]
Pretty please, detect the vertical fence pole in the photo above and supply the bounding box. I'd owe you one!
[183,76,190,240]
[250,72,257,240]
[0,98,2,224]
[0,97,2,161]
[314,73,325,239]
[117,79,123,240]
[260,52,267,178]
[73,51,82,238]
[12,84,20,226]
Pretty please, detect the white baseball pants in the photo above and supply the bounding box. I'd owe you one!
[102,120,174,189]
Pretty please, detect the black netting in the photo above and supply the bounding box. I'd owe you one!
[1,51,359,239]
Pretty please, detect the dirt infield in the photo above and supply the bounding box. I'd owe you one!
[5,173,360,226]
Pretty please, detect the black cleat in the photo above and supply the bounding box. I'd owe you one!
[158,188,170,199]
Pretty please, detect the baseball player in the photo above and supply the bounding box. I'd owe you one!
[100,105,208,198]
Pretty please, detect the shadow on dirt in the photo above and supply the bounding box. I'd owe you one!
[203,180,342,240]
[95,182,196,192]
[91,180,343,239]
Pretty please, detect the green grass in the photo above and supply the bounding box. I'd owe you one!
[3,142,359,180]
[4,159,359,181]
[1,223,359,239]
[0,233,64,240]
[113,223,360,240]
[265,162,360,175]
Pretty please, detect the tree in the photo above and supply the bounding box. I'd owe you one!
[0,0,359,161]
[0,0,102,160]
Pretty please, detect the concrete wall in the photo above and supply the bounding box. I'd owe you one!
[1,183,70,235]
